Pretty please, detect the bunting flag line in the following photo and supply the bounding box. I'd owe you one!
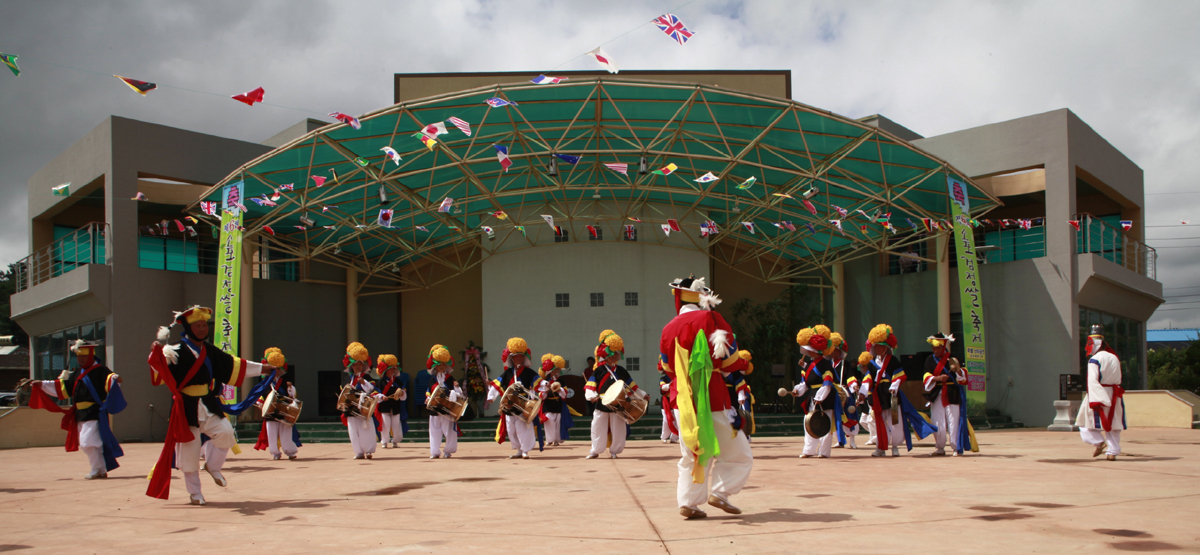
[700,222,711,237]
[515,225,526,237]
[586,225,598,238]
[553,225,564,236]
[1068,220,1081,231]
[604,163,628,175]
[269,192,281,202]
[555,154,581,164]
[922,218,932,231]
[736,176,756,189]
[381,146,402,165]
[802,199,817,215]
[438,198,453,213]
[541,215,555,229]
[653,13,695,45]
[491,210,509,220]
[378,209,394,227]
[311,175,327,188]
[329,112,362,129]
[1,53,20,76]
[833,205,848,218]
[694,172,719,183]
[114,75,157,95]
[424,122,449,137]
[625,224,636,240]
[705,220,720,235]
[481,226,494,238]
[587,47,620,74]
[485,97,517,108]
[263,226,275,236]
[1120,220,1133,231]
[855,209,870,220]
[278,183,294,191]
[200,201,218,216]
[174,220,185,232]
[830,219,845,235]
[132,192,148,201]
[628,217,642,223]
[185,216,198,224]
[250,196,276,207]
[667,219,681,232]
[772,193,793,199]
[416,226,429,232]
[354,157,369,167]
[186,226,197,237]
[876,212,891,223]
[781,221,796,232]
[447,117,472,136]
[741,221,756,234]
[661,223,671,236]
[652,163,677,175]
[494,145,512,172]
[231,87,265,106]
[415,132,437,150]
[906,218,919,230]
[52,183,70,196]
[159,221,170,235]
[530,74,567,85]
[806,223,817,234]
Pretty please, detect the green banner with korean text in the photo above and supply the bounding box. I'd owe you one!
[947,176,987,414]
[213,181,244,356]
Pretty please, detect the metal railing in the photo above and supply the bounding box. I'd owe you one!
[14,222,109,292]
[1075,214,1156,279]
[980,224,1047,264]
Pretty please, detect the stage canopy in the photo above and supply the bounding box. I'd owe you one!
[192,78,999,293]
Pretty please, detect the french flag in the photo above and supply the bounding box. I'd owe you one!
[530,74,567,85]
[494,145,512,172]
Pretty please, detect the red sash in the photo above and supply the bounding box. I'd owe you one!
[146,343,207,500]
[870,355,893,450]
[1093,384,1125,432]
[931,355,951,407]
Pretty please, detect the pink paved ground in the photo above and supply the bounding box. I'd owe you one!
[1,428,1198,554]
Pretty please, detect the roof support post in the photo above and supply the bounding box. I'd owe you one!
[347,267,359,344]
[832,262,846,336]
[936,233,951,334]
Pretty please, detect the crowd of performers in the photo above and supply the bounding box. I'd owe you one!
[20,278,1131,518]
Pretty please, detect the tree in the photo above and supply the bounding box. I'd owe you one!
[725,285,826,413]
[0,263,25,338]
[1147,344,1200,394]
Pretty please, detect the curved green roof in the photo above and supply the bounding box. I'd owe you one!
[193,78,998,291]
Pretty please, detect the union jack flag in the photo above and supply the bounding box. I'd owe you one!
[485,97,517,108]
[653,13,694,45]
[200,201,218,216]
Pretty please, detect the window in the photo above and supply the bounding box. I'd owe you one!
[589,227,603,241]
[590,293,604,307]
[627,357,640,371]
[1079,307,1144,390]
[138,235,205,273]
[555,293,570,308]
[262,242,299,281]
[34,319,106,380]
[625,292,639,306]
[554,229,570,243]
[887,234,928,275]
[624,227,638,241]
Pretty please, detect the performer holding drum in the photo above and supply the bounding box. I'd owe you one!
[337,342,380,460]
[376,354,408,449]
[253,347,301,460]
[585,330,644,459]
[425,345,463,458]
[661,275,752,519]
[486,337,541,459]
[537,354,571,446]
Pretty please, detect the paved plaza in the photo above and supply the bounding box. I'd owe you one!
[1,428,1198,554]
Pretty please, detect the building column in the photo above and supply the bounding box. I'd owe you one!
[937,233,951,333]
[240,241,256,361]
[832,262,846,334]
[346,268,358,343]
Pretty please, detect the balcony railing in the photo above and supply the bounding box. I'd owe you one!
[14,222,109,292]
[1075,214,1156,280]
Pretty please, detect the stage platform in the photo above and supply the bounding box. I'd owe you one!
[1,428,1197,554]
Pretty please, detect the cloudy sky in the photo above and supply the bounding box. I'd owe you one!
[1,0,1197,325]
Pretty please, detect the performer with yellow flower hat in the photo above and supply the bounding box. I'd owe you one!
[855,351,877,446]
[817,332,851,451]
[26,339,126,479]
[788,325,837,458]
[922,333,968,456]
[147,306,277,504]
[537,354,573,446]
[858,324,937,457]
[376,354,408,449]
[585,330,643,459]
[252,347,300,460]
[660,275,753,519]
[426,345,461,458]
[486,337,540,459]
[341,342,379,460]
[838,350,867,449]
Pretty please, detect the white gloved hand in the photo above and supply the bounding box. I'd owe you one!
[814,384,831,402]
[584,389,599,402]
[792,383,808,397]
[448,391,459,403]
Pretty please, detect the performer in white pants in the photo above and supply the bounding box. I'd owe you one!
[585,330,642,459]
[1077,325,1126,461]
[340,342,380,460]
[425,345,461,458]
[852,351,875,446]
[536,354,570,446]
[923,333,967,456]
[375,355,408,449]
[147,306,274,505]
[662,274,754,519]
[251,347,299,460]
[860,324,906,458]
[486,337,539,459]
[789,326,835,458]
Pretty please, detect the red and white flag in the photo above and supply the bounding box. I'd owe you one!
[438,198,453,213]
[494,145,512,172]
[741,221,756,234]
[263,226,275,236]
[586,47,620,74]
[604,163,628,175]
[541,214,555,229]
[447,117,471,136]
[625,225,635,240]
[424,122,448,137]
[587,225,599,238]
[312,175,326,188]
[667,219,681,232]
[200,201,218,216]
[661,223,671,236]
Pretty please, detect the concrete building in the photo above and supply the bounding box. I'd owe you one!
[10,71,1162,440]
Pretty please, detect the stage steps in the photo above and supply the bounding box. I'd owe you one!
[969,408,1024,429]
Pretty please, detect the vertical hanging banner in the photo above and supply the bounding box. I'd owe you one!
[947,175,987,414]
[213,180,245,354]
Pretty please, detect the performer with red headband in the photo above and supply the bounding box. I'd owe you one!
[859,324,907,458]
[788,326,839,458]
[923,333,969,456]
[660,274,752,520]
[1076,325,1125,461]
[426,345,460,458]
[585,330,642,459]
[253,347,300,460]
[376,354,408,450]
[25,340,125,479]
[536,354,572,446]
[486,337,540,459]
[147,306,275,505]
[341,342,379,460]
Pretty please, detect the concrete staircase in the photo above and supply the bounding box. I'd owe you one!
[969,408,1024,430]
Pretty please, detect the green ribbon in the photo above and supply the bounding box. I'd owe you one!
[690,330,719,467]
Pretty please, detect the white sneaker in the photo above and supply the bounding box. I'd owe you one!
[508,454,521,459]
[585,454,599,459]
[272,454,281,461]
[521,452,529,459]
[430,454,441,459]
[443,453,452,458]
[381,443,389,449]
[189,494,206,506]
[871,449,886,457]
[891,447,900,457]
[353,454,365,460]
[206,466,227,487]
[610,454,618,459]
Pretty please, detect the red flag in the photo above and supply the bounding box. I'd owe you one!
[263,226,275,236]
[1068,220,1080,231]
[231,87,265,106]
[667,219,681,232]
[802,199,818,215]
[587,225,598,238]
[174,219,185,232]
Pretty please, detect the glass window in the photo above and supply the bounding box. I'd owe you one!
[625,292,638,306]
[589,227,603,241]
[1079,307,1143,390]
[887,234,928,275]
[554,229,569,243]
[627,357,640,371]
[590,293,604,307]
[555,293,569,308]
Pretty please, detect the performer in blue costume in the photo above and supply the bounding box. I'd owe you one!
[376,354,409,449]
[922,333,970,456]
[858,324,936,457]
[253,347,302,460]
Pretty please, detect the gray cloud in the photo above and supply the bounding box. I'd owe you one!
[1,0,1197,324]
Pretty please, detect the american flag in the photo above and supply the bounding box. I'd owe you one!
[604,163,628,175]
[200,201,218,216]
[447,117,472,136]
[653,13,694,45]
[485,97,517,108]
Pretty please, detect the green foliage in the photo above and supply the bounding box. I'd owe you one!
[1147,344,1200,394]
[0,263,23,337]
[725,285,825,409]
